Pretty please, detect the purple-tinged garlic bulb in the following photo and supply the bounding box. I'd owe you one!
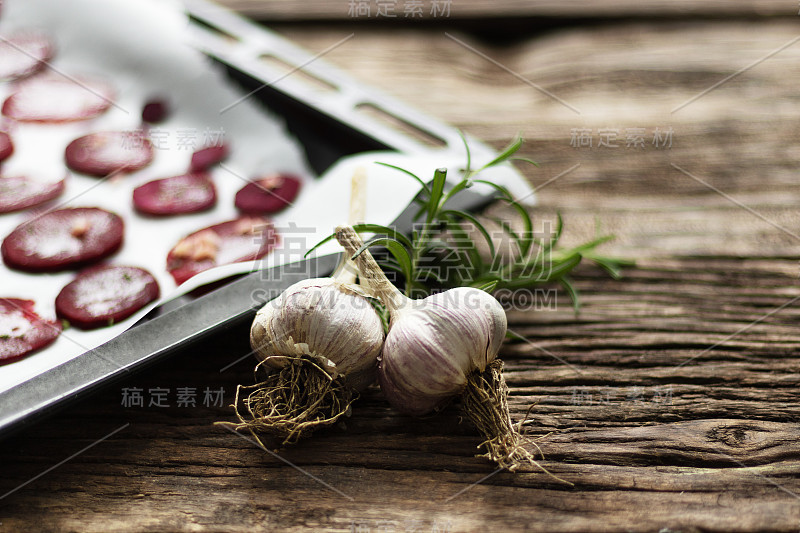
[335,226,506,415]
[377,286,506,415]
[337,225,545,473]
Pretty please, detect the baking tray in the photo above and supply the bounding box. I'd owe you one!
[0,0,526,439]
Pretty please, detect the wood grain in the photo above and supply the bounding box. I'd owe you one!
[277,20,800,258]
[2,258,800,532]
[3,16,800,533]
[217,0,796,20]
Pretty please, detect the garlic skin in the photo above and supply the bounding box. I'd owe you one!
[334,225,508,416]
[250,277,384,387]
[377,287,508,416]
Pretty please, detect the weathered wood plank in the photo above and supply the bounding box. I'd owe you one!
[218,0,795,20]
[2,258,800,532]
[276,21,800,258]
[2,18,800,533]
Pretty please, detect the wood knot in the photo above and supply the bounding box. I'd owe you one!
[706,424,751,447]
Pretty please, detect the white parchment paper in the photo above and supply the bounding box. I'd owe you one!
[0,0,314,393]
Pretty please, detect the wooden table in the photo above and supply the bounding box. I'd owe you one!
[3,2,800,531]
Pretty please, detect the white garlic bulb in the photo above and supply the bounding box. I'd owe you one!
[250,277,385,388]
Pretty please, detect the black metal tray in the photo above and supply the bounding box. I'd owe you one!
[0,0,506,439]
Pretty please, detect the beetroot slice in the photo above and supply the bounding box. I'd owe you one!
[234,173,302,215]
[0,175,64,213]
[141,98,169,124]
[1,207,124,273]
[3,76,115,123]
[167,216,278,285]
[132,172,216,216]
[55,265,159,330]
[65,131,153,177]
[0,298,61,364]
[0,33,54,82]
[0,131,14,162]
[189,143,229,172]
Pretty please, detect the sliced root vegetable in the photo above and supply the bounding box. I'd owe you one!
[0,175,64,213]
[3,76,115,123]
[65,131,153,177]
[0,131,14,162]
[1,207,123,272]
[0,33,54,82]
[167,216,278,285]
[0,298,61,364]
[132,172,216,216]
[55,265,159,330]
[141,98,169,124]
[234,173,301,215]
[189,143,229,172]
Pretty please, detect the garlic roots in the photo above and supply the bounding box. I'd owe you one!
[336,225,541,471]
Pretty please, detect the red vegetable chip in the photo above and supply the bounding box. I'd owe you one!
[0,298,61,364]
[0,33,54,82]
[234,173,301,215]
[141,98,169,124]
[55,265,160,330]
[167,216,278,285]
[1,207,124,273]
[65,131,153,177]
[189,143,229,172]
[132,172,216,216]
[3,76,115,123]
[0,131,14,162]
[0,175,65,213]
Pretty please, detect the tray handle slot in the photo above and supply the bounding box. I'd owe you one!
[354,102,447,149]
[258,53,339,94]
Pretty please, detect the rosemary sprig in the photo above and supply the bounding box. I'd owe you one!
[308,136,632,309]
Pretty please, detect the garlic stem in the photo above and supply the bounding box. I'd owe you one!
[331,168,368,286]
[335,225,407,313]
[348,166,367,226]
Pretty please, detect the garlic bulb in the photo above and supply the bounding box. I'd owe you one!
[335,225,507,415]
[230,271,385,446]
[224,169,389,445]
[377,286,507,415]
[250,276,384,389]
[334,225,547,471]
